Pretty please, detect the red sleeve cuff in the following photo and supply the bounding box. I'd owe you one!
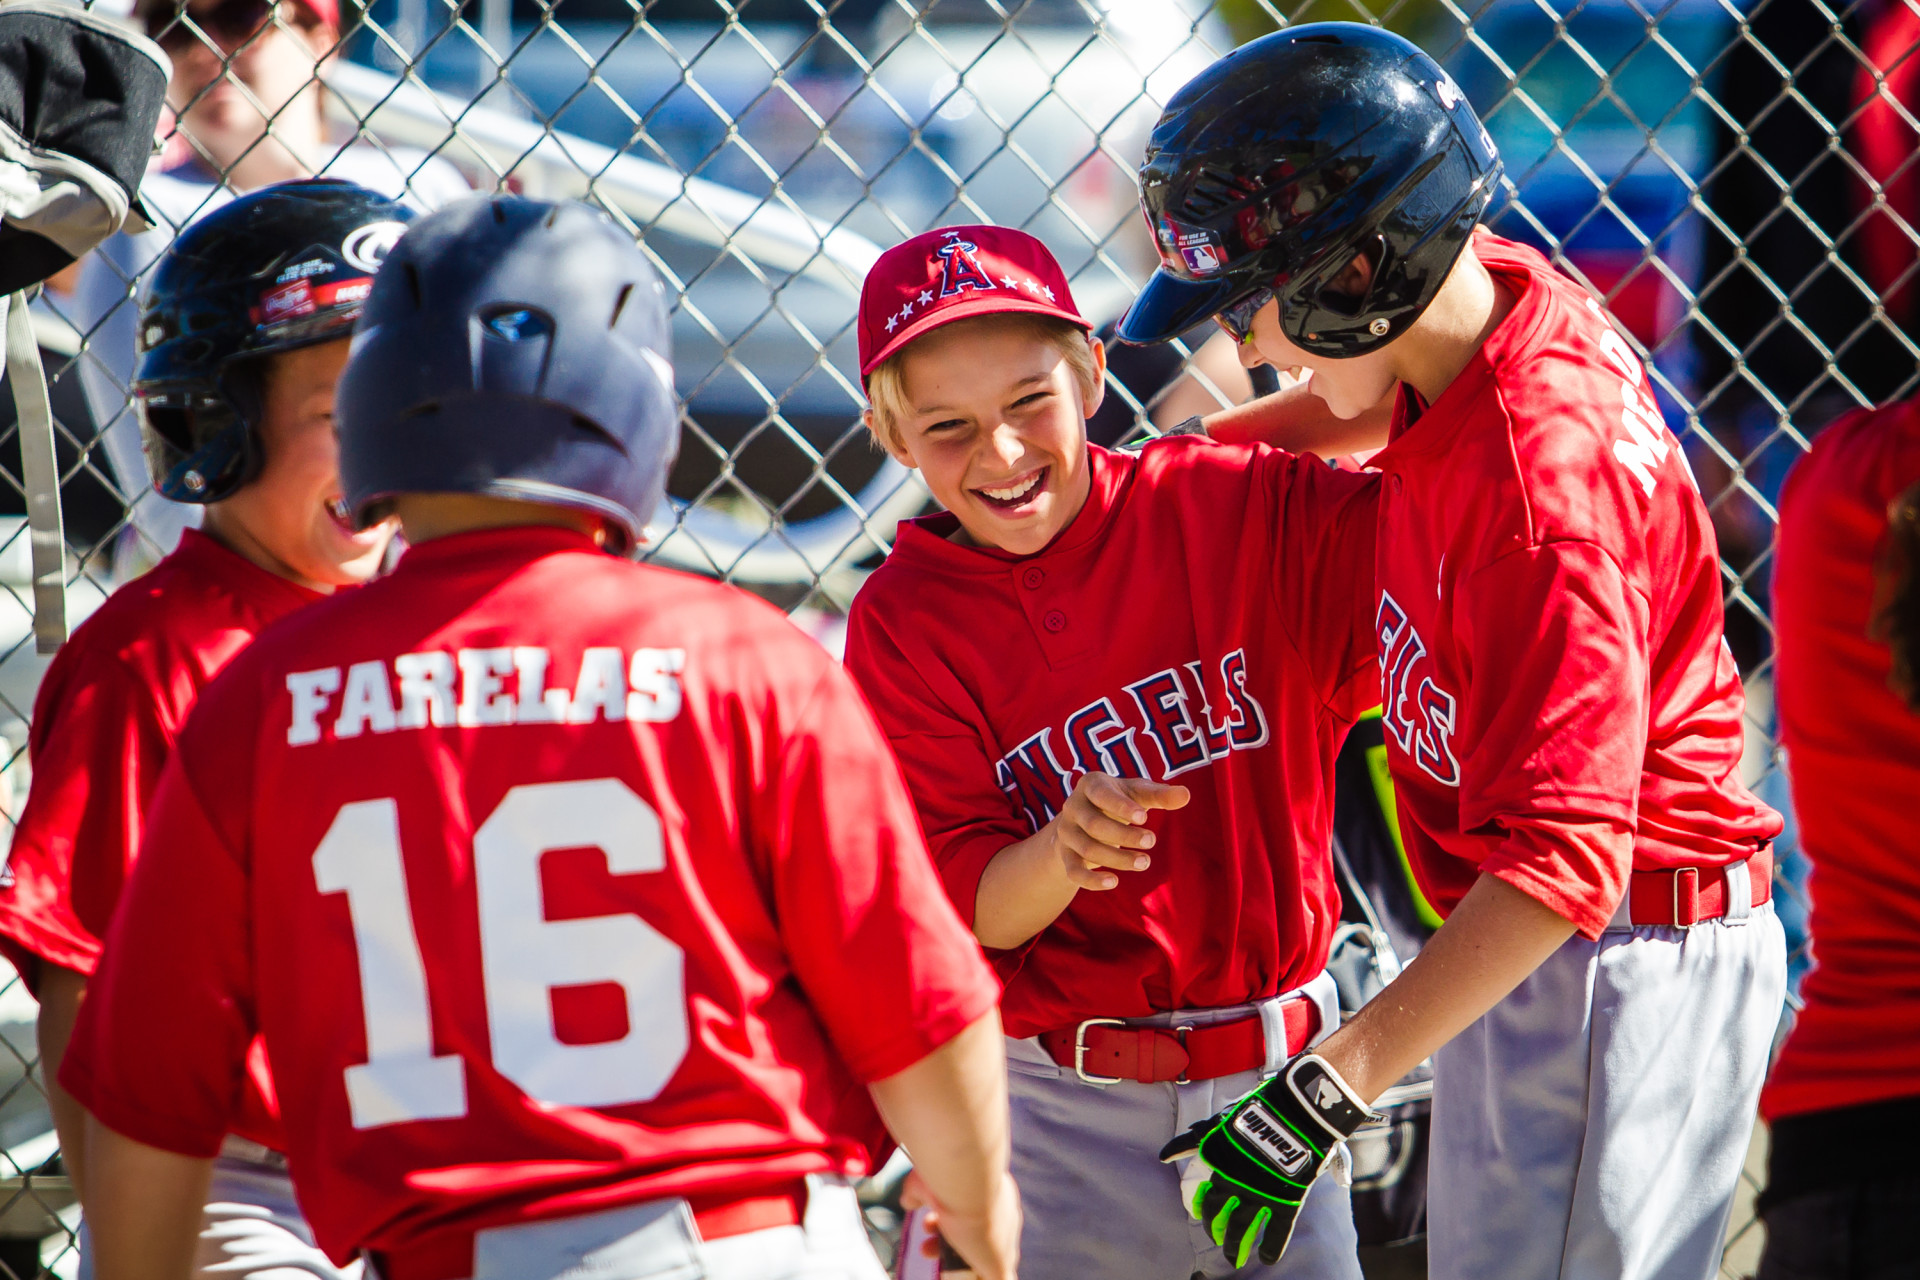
[0,912,100,993]
[1478,827,1631,941]
[57,1052,226,1160]
[842,979,1000,1084]
[931,829,1021,930]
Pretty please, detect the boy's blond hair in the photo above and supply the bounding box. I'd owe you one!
[863,313,1101,454]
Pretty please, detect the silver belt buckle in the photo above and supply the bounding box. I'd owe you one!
[1073,1017,1126,1084]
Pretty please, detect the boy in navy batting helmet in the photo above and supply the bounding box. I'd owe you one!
[62,195,1021,1280]
[1122,25,1786,1280]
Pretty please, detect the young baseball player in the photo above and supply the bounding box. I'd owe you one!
[1117,25,1787,1280]
[60,195,1018,1280]
[0,178,411,1278]
[1756,400,1920,1278]
[842,224,1381,1278]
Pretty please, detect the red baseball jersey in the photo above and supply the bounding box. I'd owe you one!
[1763,399,1920,1119]
[0,528,317,1148]
[60,526,995,1264]
[1365,232,1781,938]
[845,440,1380,1039]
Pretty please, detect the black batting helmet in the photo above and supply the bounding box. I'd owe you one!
[335,195,679,554]
[135,179,413,503]
[1116,23,1501,357]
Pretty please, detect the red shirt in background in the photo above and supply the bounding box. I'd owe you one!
[1763,399,1920,1120]
[0,528,317,1149]
[845,440,1380,1039]
[61,527,995,1264]
[1364,233,1780,939]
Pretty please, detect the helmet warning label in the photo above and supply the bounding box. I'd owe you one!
[1157,218,1223,276]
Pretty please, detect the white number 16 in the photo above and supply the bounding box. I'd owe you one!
[311,778,689,1129]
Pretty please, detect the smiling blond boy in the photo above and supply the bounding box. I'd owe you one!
[842,225,1381,1278]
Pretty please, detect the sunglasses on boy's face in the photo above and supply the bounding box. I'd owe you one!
[146,0,290,52]
[1214,285,1277,346]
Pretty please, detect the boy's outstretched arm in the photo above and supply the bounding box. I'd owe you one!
[1314,849,1608,1101]
[972,773,1189,951]
[1202,379,1396,458]
[868,1009,1021,1280]
[82,1117,212,1280]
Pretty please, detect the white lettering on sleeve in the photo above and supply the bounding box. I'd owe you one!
[395,652,457,729]
[458,648,517,727]
[627,648,686,723]
[287,667,343,746]
[569,647,628,724]
[513,647,569,723]
[335,661,399,738]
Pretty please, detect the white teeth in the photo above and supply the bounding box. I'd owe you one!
[327,498,350,520]
[982,472,1042,502]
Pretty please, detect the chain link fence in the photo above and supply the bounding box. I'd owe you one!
[0,0,1912,1272]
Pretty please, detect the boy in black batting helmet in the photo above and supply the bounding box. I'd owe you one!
[1125,25,1785,1280]
[0,177,412,1280]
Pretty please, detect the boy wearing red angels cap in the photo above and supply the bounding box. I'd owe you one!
[1117,26,1788,1280]
[842,223,1379,1279]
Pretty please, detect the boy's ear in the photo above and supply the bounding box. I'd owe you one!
[1081,335,1108,421]
[865,408,919,470]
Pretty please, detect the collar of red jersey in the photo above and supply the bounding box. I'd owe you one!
[1372,256,1547,466]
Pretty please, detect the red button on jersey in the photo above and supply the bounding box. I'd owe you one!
[847,442,1381,1038]
[1022,567,1045,590]
[1365,232,1780,939]
[60,527,995,1266]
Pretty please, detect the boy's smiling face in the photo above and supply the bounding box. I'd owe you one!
[878,315,1104,557]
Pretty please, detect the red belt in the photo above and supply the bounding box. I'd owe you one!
[1626,847,1773,927]
[365,1182,808,1280]
[1038,994,1319,1085]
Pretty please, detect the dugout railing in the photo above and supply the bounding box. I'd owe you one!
[0,0,1908,1273]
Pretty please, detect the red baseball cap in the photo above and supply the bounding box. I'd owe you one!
[858,225,1090,380]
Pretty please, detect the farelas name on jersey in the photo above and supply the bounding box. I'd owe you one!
[283,645,688,744]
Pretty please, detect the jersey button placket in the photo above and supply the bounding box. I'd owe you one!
[1043,609,1068,633]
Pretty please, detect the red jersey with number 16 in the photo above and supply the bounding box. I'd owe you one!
[60,526,996,1265]
[1365,233,1780,939]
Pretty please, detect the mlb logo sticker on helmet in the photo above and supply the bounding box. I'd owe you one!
[1157,218,1226,277]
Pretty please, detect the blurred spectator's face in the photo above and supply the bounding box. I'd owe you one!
[150,0,336,171]
[211,339,395,589]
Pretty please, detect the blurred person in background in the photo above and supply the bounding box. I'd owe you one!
[1757,399,1920,1280]
[70,0,466,569]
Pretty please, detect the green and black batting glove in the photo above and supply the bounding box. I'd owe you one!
[1157,1052,1382,1267]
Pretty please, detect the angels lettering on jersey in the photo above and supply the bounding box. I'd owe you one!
[282,646,686,744]
[1375,593,1461,787]
[995,647,1269,831]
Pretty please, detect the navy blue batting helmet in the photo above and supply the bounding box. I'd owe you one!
[1117,24,1501,357]
[336,195,678,553]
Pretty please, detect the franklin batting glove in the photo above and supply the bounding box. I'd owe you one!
[1158,1052,1381,1267]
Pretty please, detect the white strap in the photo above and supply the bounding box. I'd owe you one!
[4,291,66,653]
[1723,859,1753,924]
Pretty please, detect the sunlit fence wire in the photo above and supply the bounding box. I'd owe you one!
[0,0,1909,1272]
